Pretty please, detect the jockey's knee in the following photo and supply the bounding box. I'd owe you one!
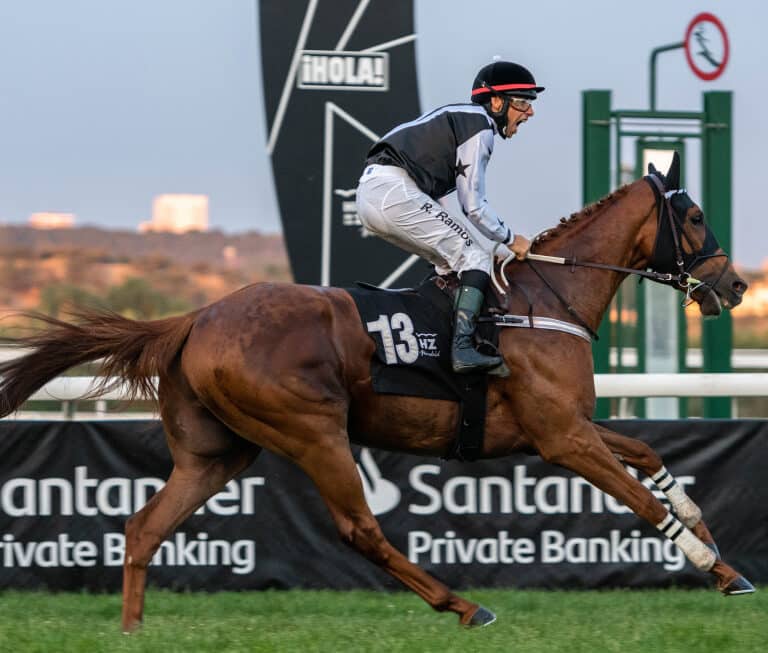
[456,249,493,275]
[356,194,387,237]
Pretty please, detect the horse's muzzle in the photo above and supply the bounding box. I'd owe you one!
[692,263,747,314]
[729,277,748,306]
[716,273,748,310]
[696,287,723,316]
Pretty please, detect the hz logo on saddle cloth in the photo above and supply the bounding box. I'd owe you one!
[348,279,493,460]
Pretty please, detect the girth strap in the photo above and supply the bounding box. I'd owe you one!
[524,260,600,340]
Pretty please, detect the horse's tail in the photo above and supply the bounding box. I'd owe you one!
[0,307,202,417]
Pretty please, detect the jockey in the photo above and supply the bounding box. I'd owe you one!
[356,59,544,374]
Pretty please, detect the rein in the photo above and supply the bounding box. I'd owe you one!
[491,174,731,340]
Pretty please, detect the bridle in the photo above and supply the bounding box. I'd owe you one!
[645,173,729,306]
[492,174,732,339]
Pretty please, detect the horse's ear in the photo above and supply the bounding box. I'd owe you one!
[647,162,658,176]
[666,151,681,191]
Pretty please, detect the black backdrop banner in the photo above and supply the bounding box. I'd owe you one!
[260,0,431,287]
[1,419,766,591]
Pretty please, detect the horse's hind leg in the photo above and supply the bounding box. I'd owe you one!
[121,395,260,632]
[595,424,718,552]
[296,436,495,627]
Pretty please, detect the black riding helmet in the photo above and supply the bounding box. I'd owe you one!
[471,60,544,137]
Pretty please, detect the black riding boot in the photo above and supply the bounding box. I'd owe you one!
[452,271,503,374]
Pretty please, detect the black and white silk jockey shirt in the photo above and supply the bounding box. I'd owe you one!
[365,103,512,244]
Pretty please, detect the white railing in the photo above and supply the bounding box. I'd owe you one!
[27,377,139,401]
[0,372,765,420]
[608,348,768,369]
[594,373,768,397]
[9,377,158,421]
[18,372,768,401]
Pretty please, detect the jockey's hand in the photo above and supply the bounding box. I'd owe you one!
[510,234,531,261]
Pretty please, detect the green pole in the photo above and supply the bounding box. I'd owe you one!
[701,91,733,417]
[582,90,612,418]
[649,43,684,110]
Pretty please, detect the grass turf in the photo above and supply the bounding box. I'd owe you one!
[0,588,765,653]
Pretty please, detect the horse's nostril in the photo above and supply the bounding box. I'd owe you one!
[732,279,748,295]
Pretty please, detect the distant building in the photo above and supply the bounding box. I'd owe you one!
[222,245,239,269]
[139,194,209,233]
[29,212,76,229]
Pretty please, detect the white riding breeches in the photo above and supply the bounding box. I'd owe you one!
[356,164,495,275]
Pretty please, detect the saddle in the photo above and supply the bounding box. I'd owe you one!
[348,275,507,461]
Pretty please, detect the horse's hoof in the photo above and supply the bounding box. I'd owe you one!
[121,619,143,634]
[722,575,756,596]
[465,605,497,627]
[705,541,721,560]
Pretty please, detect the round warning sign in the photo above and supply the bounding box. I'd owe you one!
[684,12,729,81]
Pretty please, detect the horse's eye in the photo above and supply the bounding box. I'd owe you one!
[691,214,704,225]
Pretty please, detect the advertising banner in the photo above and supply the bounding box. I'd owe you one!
[260,0,432,287]
[1,420,766,591]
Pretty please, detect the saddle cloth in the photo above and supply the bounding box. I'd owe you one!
[347,277,494,461]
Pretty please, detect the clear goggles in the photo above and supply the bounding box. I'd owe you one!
[507,96,534,112]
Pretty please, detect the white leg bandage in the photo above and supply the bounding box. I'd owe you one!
[656,513,715,571]
[651,466,702,528]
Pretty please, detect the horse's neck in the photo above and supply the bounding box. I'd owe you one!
[542,182,652,264]
[530,181,654,329]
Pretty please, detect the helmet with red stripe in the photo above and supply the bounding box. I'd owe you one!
[471,60,544,138]
[471,61,544,103]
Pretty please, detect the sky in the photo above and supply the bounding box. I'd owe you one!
[1,1,766,267]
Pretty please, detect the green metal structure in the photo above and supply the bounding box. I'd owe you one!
[583,89,733,418]
[634,140,688,419]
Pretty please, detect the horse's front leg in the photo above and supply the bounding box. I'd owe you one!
[594,424,720,556]
[532,418,754,595]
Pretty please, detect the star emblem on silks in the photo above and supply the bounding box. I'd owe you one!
[455,159,470,177]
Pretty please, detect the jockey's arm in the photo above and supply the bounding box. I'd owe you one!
[454,128,515,247]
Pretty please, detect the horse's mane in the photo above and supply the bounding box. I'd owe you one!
[532,184,632,246]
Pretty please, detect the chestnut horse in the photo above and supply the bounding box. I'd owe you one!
[0,156,753,631]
